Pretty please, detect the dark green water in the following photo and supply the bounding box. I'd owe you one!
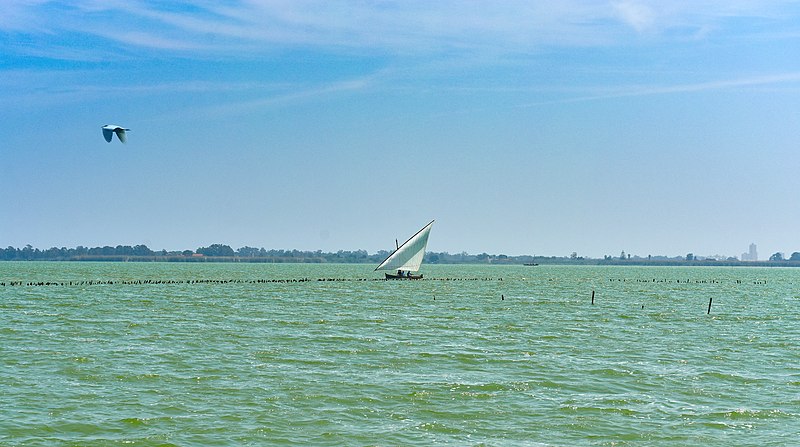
[1,263,798,446]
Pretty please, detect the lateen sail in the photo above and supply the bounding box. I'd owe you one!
[375,220,434,272]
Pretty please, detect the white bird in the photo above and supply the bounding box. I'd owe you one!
[102,125,130,143]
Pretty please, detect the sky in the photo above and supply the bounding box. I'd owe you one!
[2,1,799,259]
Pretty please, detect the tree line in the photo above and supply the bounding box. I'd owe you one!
[2,244,800,265]
[0,244,382,263]
[0,244,557,264]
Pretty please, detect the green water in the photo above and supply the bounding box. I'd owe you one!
[1,262,798,446]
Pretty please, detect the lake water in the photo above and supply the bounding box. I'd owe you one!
[1,262,798,446]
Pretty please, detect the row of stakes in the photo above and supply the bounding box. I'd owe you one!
[434,289,721,314]
[594,289,717,314]
[609,278,766,284]
[2,276,767,287]
[2,278,765,315]
[500,290,717,314]
[0,277,504,287]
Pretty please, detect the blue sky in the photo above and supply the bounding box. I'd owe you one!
[2,1,799,259]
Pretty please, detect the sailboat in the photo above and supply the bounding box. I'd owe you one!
[375,220,434,279]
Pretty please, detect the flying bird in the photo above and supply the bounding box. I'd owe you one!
[102,125,130,143]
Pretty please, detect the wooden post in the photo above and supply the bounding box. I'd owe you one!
[707,297,713,314]
[591,290,595,305]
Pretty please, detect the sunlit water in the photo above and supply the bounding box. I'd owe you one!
[1,262,798,446]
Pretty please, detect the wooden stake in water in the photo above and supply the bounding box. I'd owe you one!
[707,297,713,314]
[591,290,595,305]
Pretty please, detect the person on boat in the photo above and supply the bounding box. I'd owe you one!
[398,270,403,277]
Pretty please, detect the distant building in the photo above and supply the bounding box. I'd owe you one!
[741,243,758,261]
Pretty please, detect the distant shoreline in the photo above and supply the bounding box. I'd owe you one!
[3,244,798,266]
[2,255,799,267]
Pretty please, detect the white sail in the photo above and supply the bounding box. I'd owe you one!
[375,220,434,272]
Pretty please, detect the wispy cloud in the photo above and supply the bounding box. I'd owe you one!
[4,1,800,59]
[613,1,656,32]
[4,0,800,118]
[197,74,379,119]
[0,0,51,32]
[519,71,800,107]
[0,69,296,110]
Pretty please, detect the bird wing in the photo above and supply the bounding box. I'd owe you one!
[102,127,114,142]
[115,128,127,143]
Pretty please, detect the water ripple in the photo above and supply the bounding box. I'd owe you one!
[1,263,798,445]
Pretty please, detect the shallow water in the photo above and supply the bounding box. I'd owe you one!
[1,263,798,445]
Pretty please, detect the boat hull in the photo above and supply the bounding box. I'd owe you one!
[385,273,423,280]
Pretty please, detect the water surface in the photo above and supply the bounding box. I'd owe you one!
[1,263,798,445]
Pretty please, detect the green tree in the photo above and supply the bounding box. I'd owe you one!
[133,245,153,256]
[237,246,261,257]
[21,244,34,260]
[2,246,19,260]
[790,252,800,261]
[769,252,784,261]
[197,244,235,257]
